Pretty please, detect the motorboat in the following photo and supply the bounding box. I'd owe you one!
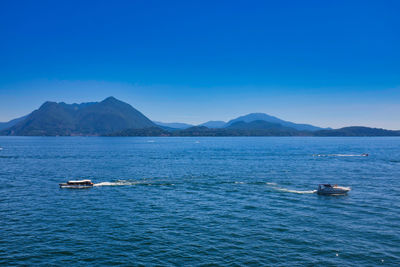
[59,179,94,189]
[317,184,351,195]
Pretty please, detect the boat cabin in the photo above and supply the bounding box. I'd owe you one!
[66,180,93,185]
[59,179,94,188]
[318,184,339,189]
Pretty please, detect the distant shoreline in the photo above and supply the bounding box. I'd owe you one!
[1,97,399,137]
[1,135,400,138]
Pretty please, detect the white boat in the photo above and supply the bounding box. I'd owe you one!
[317,184,351,195]
[59,179,94,188]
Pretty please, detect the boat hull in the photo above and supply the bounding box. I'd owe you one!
[317,188,350,195]
[59,184,93,189]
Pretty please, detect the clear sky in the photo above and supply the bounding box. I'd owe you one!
[0,0,399,129]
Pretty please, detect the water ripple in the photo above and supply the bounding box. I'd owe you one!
[1,136,399,265]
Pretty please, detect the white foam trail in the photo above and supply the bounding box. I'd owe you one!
[274,188,317,194]
[234,181,245,184]
[266,182,316,194]
[147,140,155,143]
[94,179,175,187]
[332,154,365,157]
[94,180,141,186]
[94,182,125,186]
[314,154,367,157]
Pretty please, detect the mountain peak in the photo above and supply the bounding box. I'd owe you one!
[226,113,323,131]
[40,101,58,108]
[1,98,156,136]
[102,96,119,103]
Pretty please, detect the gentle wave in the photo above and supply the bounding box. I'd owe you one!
[0,155,19,159]
[1,137,399,266]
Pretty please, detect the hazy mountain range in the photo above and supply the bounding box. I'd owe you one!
[153,114,325,131]
[1,97,399,136]
[153,121,193,129]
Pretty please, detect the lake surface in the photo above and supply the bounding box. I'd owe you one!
[0,137,399,266]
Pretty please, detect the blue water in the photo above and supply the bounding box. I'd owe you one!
[0,137,399,266]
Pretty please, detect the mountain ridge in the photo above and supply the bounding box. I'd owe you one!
[1,97,155,136]
[1,97,399,136]
[314,126,400,137]
[226,113,325,131]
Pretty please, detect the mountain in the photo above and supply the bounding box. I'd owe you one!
[172,123,400,137]
[226,113,324,131]
[1,97,156,136]
[2,99,399,137]
[0,115,28,130]
[105,124,400,137]
[314,126,400,136]
[225,120,306,136]
[199,121,226,128]
[153,121,193,129]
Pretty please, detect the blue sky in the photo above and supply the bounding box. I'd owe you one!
[0,0,399,129]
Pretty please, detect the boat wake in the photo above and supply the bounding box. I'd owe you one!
[94,179,175,187]
[266,183,317,194]
[274,188,317,194]
[314,154,368,157]
[94,181,131,186]
[232,181,316,194]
